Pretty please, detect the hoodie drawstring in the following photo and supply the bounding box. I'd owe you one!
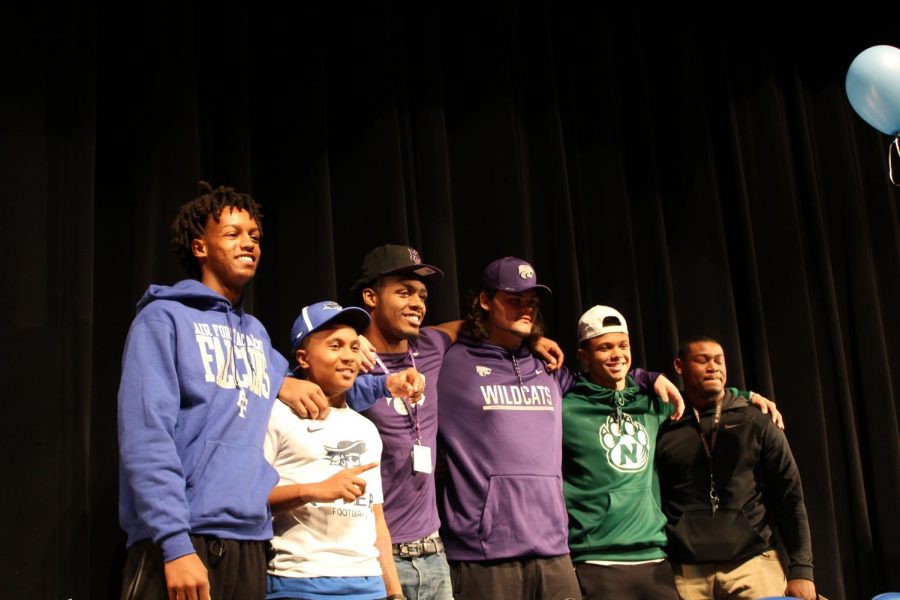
[511,354,525,388]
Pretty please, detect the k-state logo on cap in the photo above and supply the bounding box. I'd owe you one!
[518,264,535,279]
[322,301,342,310]
[408,248,422,264]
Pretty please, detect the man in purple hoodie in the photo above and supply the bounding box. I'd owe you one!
[435,257,682,600]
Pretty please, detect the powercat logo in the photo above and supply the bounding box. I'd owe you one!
[518,264,535,279]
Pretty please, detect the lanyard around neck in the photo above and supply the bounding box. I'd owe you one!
[692,396,723,515]
[374,350,422,443]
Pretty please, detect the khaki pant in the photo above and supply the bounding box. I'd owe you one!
[673,549,787,600]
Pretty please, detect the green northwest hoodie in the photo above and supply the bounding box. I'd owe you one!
[562,375,674,562]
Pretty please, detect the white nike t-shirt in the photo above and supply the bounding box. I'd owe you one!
[264,401,384,578]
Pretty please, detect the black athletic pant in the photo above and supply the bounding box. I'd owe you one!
[574,560,679,600]
[120,536,267,600]
[449,555,583,600]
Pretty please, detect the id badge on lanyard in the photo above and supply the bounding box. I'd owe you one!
[412,443,432,473]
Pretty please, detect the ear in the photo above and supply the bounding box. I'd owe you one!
[362,287,378,310]
[673,357,683,375]
[191,237,207,260]
[295,349,310,370]
[478,291,491,312]
[576,347,588,371]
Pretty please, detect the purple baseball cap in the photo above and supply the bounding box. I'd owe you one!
[481,257,552,294]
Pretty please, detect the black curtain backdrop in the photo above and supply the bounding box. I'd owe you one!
[2,2,898,599]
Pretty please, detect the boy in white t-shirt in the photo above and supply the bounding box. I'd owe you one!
[265,301,422,600]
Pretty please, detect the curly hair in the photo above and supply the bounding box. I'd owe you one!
[460,289,545,346]
[170,182,264,279]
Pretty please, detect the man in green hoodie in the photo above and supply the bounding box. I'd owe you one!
[562,305,679,599]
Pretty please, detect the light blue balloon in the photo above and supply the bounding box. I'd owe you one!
[846,45,900,136]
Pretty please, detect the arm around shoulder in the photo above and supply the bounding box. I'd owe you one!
[429,319,463,343]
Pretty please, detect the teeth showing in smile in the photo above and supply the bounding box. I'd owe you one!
[237,256,255,263]
[404,314,421,324]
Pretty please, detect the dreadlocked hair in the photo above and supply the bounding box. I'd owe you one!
[460,289,545,346]
[170,181,265,279]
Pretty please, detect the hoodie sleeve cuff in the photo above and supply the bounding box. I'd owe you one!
[159,532,196,563]
[787,565,814,582]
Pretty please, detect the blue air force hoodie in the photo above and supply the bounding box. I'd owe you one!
[118,280,288,562]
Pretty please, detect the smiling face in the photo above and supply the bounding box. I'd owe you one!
[675,340,727,408]
[191,207,260,304]
[363,275,428,348]
[481,289,539,349]
[578,332,632,390]
[296,324,362,398]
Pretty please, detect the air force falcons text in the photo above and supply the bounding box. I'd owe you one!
[193,321,272,397]
[480,384,554,411]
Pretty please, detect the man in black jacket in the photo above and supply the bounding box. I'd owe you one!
[656,336,816,600]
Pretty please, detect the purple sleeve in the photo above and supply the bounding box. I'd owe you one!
[346,374,389,412]
[557,366,576,394]
[630,368,661,394]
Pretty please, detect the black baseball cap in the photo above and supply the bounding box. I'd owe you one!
[351,244,444,292]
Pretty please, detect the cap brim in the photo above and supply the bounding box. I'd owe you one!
[316,307,372,335]
[350,263,444,292]
[380,263,444,282]
[489,283,553,295]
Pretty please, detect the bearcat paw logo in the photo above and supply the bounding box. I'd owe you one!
[598,413,650,472]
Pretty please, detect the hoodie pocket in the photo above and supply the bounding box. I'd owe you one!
[479,474,568,556]
[587,487,666,547]
[670,509,766,562]
[187,440,279,529]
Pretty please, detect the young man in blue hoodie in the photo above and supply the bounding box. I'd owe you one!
[118,185,334,600]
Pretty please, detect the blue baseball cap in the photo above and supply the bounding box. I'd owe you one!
[290,301,371,351]
[481,257,552,295]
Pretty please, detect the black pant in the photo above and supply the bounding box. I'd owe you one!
[120,537,267,600]
[574,560,678,600]
[449,555,582,600]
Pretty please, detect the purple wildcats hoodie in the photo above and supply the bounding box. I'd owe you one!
[436,335,576,561]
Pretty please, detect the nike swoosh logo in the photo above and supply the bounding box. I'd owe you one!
[307,424,325,432]
[724,423,742,429]
[535,369,544,375]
